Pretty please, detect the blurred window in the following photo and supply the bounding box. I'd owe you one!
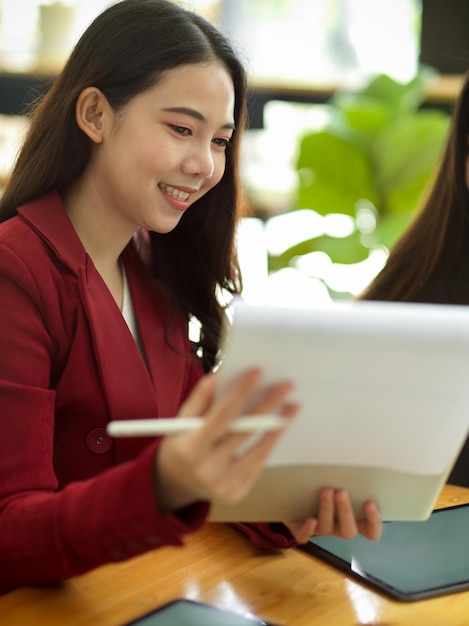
[220,0,421,87]
[0,0,420,84]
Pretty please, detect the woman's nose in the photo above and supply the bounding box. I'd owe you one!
[182,148,215,180]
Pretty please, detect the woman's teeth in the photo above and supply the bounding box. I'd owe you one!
[158,183,190,201]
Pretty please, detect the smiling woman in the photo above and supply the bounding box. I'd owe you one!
[0,0,381,594]
[0,0,247,370]
[64,61,235,265]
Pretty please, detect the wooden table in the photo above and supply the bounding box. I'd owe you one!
[1,484,469,626]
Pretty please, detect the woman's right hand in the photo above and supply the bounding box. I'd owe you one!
[153,369,299,514]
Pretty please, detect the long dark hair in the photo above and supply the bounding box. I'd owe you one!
[362,70,469,302]
[0,0,249,371]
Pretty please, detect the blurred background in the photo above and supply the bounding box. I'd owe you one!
[0,0,467,306]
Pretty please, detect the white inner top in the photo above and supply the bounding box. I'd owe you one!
[121,266,145,359]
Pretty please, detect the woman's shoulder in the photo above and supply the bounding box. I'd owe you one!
[0,213,50,272]
[0,191,86,276]
[0,206,76,300]
[0,212,30,239]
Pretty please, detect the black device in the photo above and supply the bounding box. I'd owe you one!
[123,599,280,626]
[299,503,469,601]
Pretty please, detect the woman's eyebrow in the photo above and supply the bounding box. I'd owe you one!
[162,106,235,130]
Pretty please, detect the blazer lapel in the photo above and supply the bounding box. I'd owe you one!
[122,244,188,420]
[18,192,174,462]
[77,257,158,420]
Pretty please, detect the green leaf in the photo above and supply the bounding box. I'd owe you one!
[296,130,379,216]
[373,110,450,211]
[269,230,369,269]
[353,70,431,113]
[285,68,451,274]
[310,231,370,264]
[333,96,393,142]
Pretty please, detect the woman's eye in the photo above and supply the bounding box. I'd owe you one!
[213,137,232,149]
[170,125,192,136]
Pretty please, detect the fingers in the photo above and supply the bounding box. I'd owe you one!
[206,415,295,503]
[310,489,382,541]
[357,500,382,540]
[284,490,366,542]
[154,370,299,513]
[209,437,282,503]
[177,369,262,454]
[316,488,335,535]
[175,371,222,420]
[182,369,297,449]
[331,493,382,540]
[207,399,300,465]
[284,519,318,544]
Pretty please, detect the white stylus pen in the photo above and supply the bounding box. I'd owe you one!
[106,415,287,437]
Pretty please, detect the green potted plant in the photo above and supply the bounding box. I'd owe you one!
[269,68,451,284]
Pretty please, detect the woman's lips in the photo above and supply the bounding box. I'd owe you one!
[158,182,195,211]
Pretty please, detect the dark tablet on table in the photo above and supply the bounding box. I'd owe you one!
[123,599,277,625]
[299,503,469,601]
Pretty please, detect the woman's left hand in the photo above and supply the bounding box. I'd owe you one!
[284,487,382,544]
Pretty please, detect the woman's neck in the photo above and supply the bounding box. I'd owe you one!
[62,182,134,310]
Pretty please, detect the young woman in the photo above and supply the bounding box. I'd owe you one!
[0,0,381,593]
[362,70,469,487]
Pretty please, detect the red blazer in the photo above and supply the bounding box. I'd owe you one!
[0,192,295,593]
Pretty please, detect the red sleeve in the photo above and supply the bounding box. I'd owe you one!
[231,522,299,550]
[0,442,209,593]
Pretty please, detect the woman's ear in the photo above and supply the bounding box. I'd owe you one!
[75,87,110,144]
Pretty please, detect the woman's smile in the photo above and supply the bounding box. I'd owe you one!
[158,183,192,202]
[158,182,196,212]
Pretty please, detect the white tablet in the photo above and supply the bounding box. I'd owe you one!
[209,300,469,522]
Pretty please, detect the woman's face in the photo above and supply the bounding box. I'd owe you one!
[87,61,235,236]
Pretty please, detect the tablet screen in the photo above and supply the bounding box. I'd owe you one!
[300,503,469,601]
[124,599,275,625]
